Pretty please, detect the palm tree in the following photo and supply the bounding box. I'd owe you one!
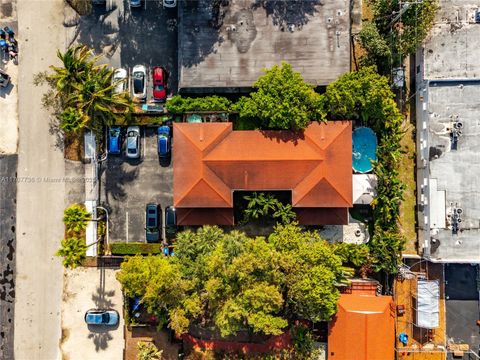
[63,204,91,234]
[48,45,97,98]
[56,237,88,269]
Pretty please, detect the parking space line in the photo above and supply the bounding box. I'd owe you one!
[143,131,147,159]
[126,211,129,243]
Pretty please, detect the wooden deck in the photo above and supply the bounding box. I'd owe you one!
[395,261,447,360]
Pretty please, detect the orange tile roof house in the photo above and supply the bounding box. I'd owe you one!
[173,121,352,226]
[328,280,395,360]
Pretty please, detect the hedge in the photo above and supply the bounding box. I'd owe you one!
[110,242,163,256]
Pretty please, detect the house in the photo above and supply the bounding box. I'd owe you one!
[328,279,395,360]
[173,121,352,226]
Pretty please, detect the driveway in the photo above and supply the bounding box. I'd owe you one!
[60,267,124,360]
[100,127,173,243]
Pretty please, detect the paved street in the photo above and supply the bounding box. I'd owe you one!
[14,0,66,359]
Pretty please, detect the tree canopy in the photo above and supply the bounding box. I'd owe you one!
[235,63,325,131]
[117,224,352,337]
[165,95,232,114]
[322,67,405,274]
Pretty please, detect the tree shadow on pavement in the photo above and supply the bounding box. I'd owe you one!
[64,4,120,60]
[252,0,322,28]
[103,158,139,202]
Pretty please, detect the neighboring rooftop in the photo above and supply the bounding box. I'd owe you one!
[173,121,352,226]
[423,84,480,261]
[178,0,350,90]
[423,0,480,80]
[328,279,395,360]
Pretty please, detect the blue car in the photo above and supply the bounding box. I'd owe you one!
[157,125,171,158]
[108,126,122,155]
[84,309,119,326]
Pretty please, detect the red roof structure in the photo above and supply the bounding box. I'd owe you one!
[173,121,352,225]
[328,280,395,360]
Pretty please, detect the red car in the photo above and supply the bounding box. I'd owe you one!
[152,66,167,101]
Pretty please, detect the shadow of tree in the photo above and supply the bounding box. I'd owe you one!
[87,327,114,351]
[252,0,322,29]
[104,158,139,202]
[179,0,224,68]
[65,5,121,59]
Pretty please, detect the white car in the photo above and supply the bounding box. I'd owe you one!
[112,68,128,94]
[132,65,147,102]
[126,126,141,159]
[163,0,177,8]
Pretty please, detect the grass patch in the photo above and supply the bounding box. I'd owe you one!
[398,124,417,254]
[110,242,163,256]
[64,132,84,161]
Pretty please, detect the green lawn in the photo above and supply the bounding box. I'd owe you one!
[398,124,417,254]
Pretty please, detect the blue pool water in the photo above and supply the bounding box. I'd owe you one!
[352,127,377,173]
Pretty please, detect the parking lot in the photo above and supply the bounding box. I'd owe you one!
[100,126,173,243]
[60,267,124,360]
[70,0,178,95]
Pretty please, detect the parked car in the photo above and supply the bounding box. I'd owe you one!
[112,68,128,94]
[84,309,119,326]
[130,0,142,7]
[145,203,161,242]
[0,69,10,88]
[132,65,147,101]
[126,126,140,159]
[157,126,171,158]
[165,206,177,239]
[107,126,122,155]
[152,66,167,102]
[163,0,177,8]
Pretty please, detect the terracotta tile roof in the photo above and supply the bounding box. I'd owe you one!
[173,121,352,225]
[328,293,395,360]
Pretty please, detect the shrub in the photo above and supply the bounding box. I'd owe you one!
[110,242,163,255]
[166,95,232,114]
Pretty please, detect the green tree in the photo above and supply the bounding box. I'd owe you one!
[59,107,88,133]
[357,21,391,68]
[243,192,296,224]
[46,45,133,134]
[55,237,87,269]
[63,204,91,234]
[269,223,352,322]
[137,341,163,360]
[369,0,438,57]
[235,62,325,130]
[116,255,190,317]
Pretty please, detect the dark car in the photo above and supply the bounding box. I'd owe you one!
[145,203,161,242]
[165,206,177,239]
[84,309,119,326]
[107,126,122,155]
[152,66,167,102]
[157,125,171,158]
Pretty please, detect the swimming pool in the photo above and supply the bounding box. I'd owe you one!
[352,127,377,173]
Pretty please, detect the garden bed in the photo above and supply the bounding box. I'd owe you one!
[110,242,163,256]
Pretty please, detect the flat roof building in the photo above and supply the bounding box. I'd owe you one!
[423,0,480,80]
[178,0,350,91]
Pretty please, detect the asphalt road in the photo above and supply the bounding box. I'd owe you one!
[0,155,17,360]
[14,0,66,359]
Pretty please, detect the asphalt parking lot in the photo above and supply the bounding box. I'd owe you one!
[74,0,178,95]
[100,126,173,243]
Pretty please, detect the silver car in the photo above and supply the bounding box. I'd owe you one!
[126,126,141,159]
[163,0,177,8]
[132,65,147,102]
